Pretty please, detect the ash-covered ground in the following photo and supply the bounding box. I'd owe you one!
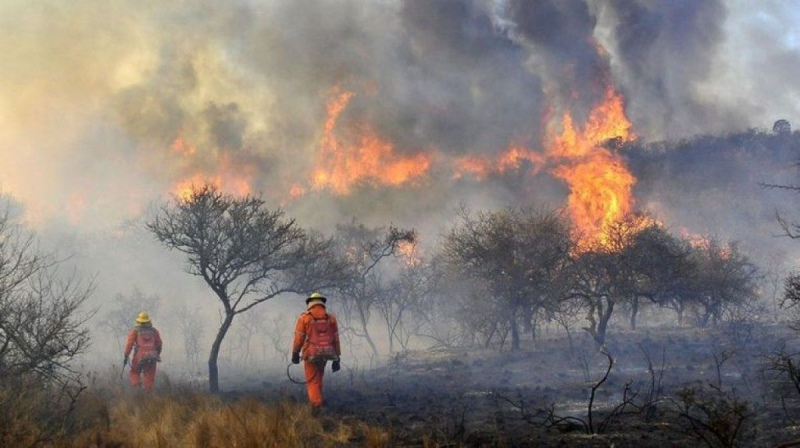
[165,321,800,447]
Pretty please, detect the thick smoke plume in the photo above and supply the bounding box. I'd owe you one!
[2,0,800,362]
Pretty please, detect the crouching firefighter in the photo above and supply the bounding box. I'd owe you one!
[292,293,341,408]
[123,311,163,392]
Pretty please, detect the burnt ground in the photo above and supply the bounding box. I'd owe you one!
[222,322,800,447]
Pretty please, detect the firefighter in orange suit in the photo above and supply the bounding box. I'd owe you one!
[292,293,341,408]
[124,311,163,392]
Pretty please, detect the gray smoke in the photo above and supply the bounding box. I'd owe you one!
[599,0,739,139]
[2,0,800,365]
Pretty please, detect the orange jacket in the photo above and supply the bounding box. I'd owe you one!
[292,305,341,359]
[124,324,163,363]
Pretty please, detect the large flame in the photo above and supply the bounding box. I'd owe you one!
[306,87,431,195]
[449,84,638,249]
[547,86,636,249]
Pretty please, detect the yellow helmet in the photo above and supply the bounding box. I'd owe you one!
[306,292,327,304]
[136,311,151,324]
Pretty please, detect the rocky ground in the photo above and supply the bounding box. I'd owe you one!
[215,322,800,447]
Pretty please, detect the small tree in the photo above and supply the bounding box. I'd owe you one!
[773,119,791,135]
[618,221,695,329]
[441,205,572,351]
[0,203,93,383]
[562,213,692,345]
[174,302,204,368]
[376,243,440,353]
[333,219,416,357]
[686,240,761,328]
[147,185,345,392]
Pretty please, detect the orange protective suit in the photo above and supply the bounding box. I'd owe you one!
[124,324,163,391]
[292,304,341,408]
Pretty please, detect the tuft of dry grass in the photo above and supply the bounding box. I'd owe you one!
[69,387,389,447]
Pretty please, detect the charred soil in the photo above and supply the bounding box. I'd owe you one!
[238,323,800,447]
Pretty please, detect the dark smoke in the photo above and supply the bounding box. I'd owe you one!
[503,0,608,123]
[3,0,800,364]
[602,0,741,139]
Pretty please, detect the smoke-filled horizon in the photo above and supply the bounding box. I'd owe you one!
[2,0,800,365]
[2,0,798,226]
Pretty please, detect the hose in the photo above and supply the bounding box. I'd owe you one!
[286,363,307,384]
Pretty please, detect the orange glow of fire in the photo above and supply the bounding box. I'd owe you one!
[453,145,545,180]
[171,133,196,157]
[288,184,307,198]
[677,228,732,258]
[169,134,254,201]
[546,86,636,249]
[309,87,431,195]
[396,240,422,267]
[678,227,710,249]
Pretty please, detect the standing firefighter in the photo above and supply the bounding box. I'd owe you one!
[292,292,341,408]
[123,311,163,392]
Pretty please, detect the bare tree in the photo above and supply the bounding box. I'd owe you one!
[441,205,572,351]
[617,221,695,329]
[263,314,289,363]
[333,219,416,357]
[0,204,93,383]
[174,302,204,368]
[376,245,440,353]
[227,306,263,367]
[686,240,761,328]
[408,257,463,349]
[562,213,697,345]
[146,184,345,392]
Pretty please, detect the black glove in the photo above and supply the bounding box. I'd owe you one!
[123,355,129,365]
[332,360,340,372]
[291,353,300,364]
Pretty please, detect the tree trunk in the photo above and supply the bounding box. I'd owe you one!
[594,299,614,347]
[357,305,379,356]
[208,312,235,393]
[484,323,498,348]
[629,297,639,330]
[699,308,712,328]
[509,301,521,351]
[510,318,520,351]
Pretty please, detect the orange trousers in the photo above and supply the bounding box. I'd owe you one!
[130,360,157,391]
[304,359,327,407]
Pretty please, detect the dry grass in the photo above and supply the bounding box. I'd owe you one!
[1,370,391,448]
[80,389,395,447]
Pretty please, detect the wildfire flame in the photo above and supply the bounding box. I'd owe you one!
[678,228,731,258]
[450,84,638,250]
[546,86,637,249]
[453,144,545,180]
[306,86,431,195]
[396,239,422,267]
[169,137,253,202]
[164,76,638,254]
